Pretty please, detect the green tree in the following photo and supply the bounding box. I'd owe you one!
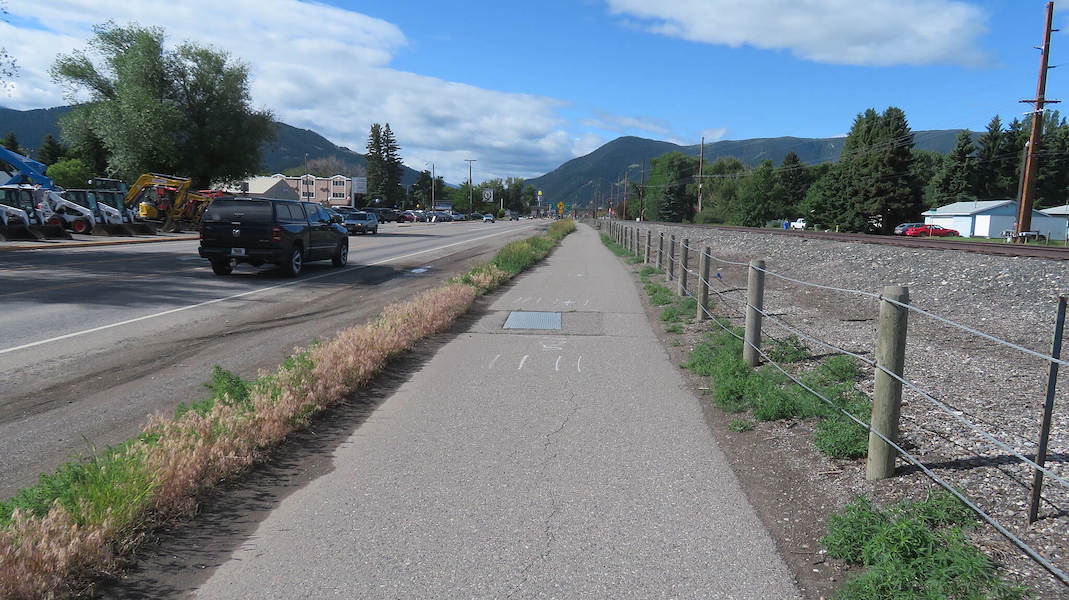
[46,158,94,189]
[411,169,433,207]
[911,149,944,208]
[974,116,1004,200]
[736,160,783,227]
[365,123,386,201]
[929,130,976,207]
[51,22,274,186]
[380,123,404,205]
[36,134,68,166]
[1,131,20,153]
[646,152,698,222]
[777,151,810,218]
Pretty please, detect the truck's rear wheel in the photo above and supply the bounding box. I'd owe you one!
[332,239,348,267]
[281,246,303,277]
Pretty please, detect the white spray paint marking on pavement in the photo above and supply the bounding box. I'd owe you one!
[518,355,529,370]
[488,354,500,369]
[535,297,542,304]
[577,355,583,373]
[554,356,561,371]
[583,299,590,307]
[0,225,535,356]
[540,338,566,351]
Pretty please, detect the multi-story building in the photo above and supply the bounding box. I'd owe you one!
[279,174,354,207]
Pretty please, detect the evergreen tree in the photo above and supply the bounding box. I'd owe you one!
[380,123,404,206]
[777,151,809,217]
[412,169,433,207]
[1035,111,1069,208]
[911,150,945,208]
[854,107,922,234]
[974,116,1004,200]
[659,182,686,222]
[36,134,68,165]
[1,131,19,153]
[365,123,386,201]
[737,160,782,226]
[929,130,976,206]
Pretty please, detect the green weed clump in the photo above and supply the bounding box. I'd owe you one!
[729,418,755,433]
[665,323,684,334]
[685,328,872,459]
[645,283,674,306]
[599,234,632,257]
[823,494,1031,600]
[767,335,810,363]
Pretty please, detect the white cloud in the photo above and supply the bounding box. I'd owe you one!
[1,0,584,182]
[698,128,728,142]
[605,0,989,67]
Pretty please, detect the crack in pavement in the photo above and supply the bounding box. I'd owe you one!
[505,391,578,599]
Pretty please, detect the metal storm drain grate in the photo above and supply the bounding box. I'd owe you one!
[503,311,562,330]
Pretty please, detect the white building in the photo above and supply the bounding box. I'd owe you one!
[1040,204,1069,240]
[922,200,1066,240]
[221,175,298,199]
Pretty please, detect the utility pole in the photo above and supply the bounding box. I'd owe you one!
[465,159,476,212]
[697,136,705,214]
[1016,1,1059,242]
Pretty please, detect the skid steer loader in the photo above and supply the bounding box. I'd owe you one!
[0,185,70,239]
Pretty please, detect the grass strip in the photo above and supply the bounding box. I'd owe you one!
[0,220,576,599]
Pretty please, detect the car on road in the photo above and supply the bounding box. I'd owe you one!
[482,213,495,223]
[894,222,925,235]
[903,224,959,237]
[343,211,379,235]
[199,196,348,277]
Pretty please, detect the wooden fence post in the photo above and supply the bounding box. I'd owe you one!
[867,285,910,481]
[697,247,710,322]
[677,239,689,296]
[743,259,766,368]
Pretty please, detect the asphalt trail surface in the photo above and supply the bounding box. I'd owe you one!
[0,220,538,496]
[136,224,800,598]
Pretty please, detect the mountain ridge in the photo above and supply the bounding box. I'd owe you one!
[526,129,967,207]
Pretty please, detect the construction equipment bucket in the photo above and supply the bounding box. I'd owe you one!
[0,224,41,241]
[30,224,72,239]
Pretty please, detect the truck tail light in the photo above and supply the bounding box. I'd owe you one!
[271,225,282,242]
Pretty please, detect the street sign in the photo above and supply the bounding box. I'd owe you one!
[482,189,493,202]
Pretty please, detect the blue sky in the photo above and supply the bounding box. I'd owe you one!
[3,1,1068,182]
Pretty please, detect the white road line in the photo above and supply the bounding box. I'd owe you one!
[554,355,561,371]
[0,225,534,356]
[518,355,529,370]
[488,354,500,369]
[577,355,583,373]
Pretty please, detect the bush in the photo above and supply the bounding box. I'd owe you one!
[729,418,755,432]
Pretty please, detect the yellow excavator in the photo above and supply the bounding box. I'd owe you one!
[124,173,214,232]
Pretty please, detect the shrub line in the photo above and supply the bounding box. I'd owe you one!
[0,219,576,599]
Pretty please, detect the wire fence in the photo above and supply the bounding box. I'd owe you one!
[606,221,1069,587]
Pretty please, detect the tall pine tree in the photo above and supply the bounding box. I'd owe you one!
[380,123,404,206]
[36,134,68,165]
[929,130,976,206]
[974,116,1004,200]
[777,151,809,217]
[365,123,387,201]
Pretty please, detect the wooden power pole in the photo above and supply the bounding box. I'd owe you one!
[1016,1,1059,242]
[697,136,705,214]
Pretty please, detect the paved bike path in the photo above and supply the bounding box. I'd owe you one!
[191,223,800,598]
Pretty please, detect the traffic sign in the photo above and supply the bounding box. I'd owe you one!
[482,189,493,202]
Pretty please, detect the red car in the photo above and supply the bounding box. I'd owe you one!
[903,224,959,237]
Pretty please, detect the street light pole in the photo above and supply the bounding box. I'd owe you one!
[465,159,476,212]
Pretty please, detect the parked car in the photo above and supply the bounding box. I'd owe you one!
[343,211,379,234]
[903,224,959,237]
[482,213,495,223]
[894,222,925,235]
[199,197,348,277]
[449,211,468,221]
[366,207,401,222]
[788,218,807,230]
[430,211,453,222]
[468,212,483,221]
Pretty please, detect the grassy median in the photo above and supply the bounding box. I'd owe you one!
[0,219,576,599]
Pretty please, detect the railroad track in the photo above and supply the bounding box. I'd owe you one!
[650,223,1069,261]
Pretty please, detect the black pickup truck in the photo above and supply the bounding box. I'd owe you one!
[199,196,349,276]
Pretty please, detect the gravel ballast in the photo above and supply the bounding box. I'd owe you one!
[618,222,1069,597]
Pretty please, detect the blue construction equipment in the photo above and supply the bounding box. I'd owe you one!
[0,146,54,188]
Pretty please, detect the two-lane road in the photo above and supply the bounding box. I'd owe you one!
[0,220,539,496]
